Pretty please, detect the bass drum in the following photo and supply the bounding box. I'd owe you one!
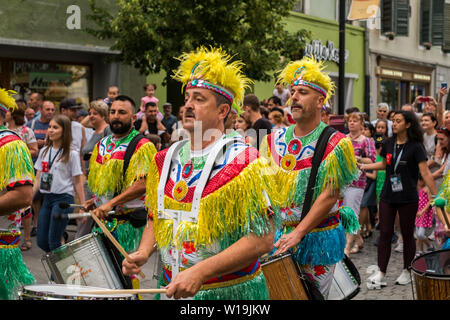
[411,249,450,300]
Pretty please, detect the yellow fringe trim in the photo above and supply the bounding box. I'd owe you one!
[146,157,271,249]
[0,139,34,191]
[316,137,357,194]
[124,141,157,188]
[258,136,298,208]
[88,140,156,196]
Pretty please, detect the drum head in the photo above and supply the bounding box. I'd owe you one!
[411,249,450,278]
[20,284,134,300]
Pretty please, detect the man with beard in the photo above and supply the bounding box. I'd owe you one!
[259,56,359,298]
[84,95,157,289]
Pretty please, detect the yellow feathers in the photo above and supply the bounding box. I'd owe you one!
[172,46,253,114]
[277,56,335,103]
[0,88,18,111]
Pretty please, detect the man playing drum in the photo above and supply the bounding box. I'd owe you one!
[260,57,359,298]
[122,47,277,300]
[0,88,35,299]
[84,95,157,289]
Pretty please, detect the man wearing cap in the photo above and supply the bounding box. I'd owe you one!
[59,98,87,158]
[122,47,276,300]
[260,57,359,298]
[0,88,35,299]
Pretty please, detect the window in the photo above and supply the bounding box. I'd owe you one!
[293,0,304,13]
[420,0,448,48]
[381,0,410,37]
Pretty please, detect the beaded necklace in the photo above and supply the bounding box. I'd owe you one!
[280,122,326,171]
[102,129,139,162]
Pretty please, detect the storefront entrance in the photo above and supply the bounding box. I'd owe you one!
[0,58,92,107]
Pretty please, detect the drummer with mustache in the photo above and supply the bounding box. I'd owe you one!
[122,47,277,300]
[83,95,157,289]
[259,57,358,298]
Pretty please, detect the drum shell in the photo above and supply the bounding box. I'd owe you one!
[411,249,450,300]
[412,273,450,300]
[261,253,309,300]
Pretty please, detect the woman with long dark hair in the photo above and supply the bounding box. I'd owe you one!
[360,111,437,288]
[33,115,85,252]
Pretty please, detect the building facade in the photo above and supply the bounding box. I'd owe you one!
[367,0,450,117]
[0,0,145,108]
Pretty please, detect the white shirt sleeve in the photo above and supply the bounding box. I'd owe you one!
[34,148,45,172]
[69,150,83,177]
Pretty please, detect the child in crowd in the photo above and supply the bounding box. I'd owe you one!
[137,83,161,120]
[375,119,388,139]
[415,175,435,256]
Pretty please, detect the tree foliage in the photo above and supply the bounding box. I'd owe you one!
[87,0,310,83]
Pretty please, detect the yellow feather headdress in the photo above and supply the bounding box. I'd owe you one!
[0,88,17,113]
[277,56,335,103]
[172,46,253,115]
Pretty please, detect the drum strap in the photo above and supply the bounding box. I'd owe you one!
[300,126,336,222]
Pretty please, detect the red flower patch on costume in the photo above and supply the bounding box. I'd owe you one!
[313,265,326,276]
[183,241,195,254]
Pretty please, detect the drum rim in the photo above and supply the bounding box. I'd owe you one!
[20,284,134,299]
[410,248,450,279]
[260,252,293,266]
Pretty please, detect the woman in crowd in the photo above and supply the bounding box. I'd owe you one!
[360,111,438,288]
[34,115,85,253]
[234,111,255,145]
[343,112,376,255]
[360,121,377,239]
[268,107,287,131]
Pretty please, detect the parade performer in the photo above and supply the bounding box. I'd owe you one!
[260,57,359,298]
[84,95,156,288]
[122,47,276,300]
[0,88,35,299]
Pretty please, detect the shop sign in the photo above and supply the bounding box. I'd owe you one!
[304,40,349,64]
[413,73,431,81]
[29,72,73,89]
[381,69,403,78]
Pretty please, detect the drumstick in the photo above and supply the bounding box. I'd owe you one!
[89,211,146,279]
[78,288,167,295]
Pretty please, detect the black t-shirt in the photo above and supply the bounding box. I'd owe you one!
[252,118,272,150]
[380,138,427,204]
